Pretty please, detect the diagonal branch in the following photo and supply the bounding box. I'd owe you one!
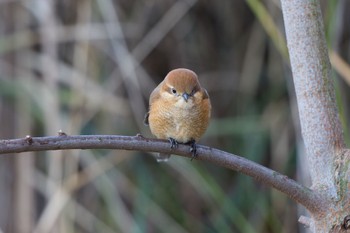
[0,134,326,214]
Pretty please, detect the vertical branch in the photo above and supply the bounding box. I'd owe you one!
[280,0,344,198]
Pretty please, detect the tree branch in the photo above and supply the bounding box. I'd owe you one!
[0,133,325,213]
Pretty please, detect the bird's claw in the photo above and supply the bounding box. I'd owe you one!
[169,138,179,149]
[189,140,197,161]
[136,133,144,138]
[168,138,197,160]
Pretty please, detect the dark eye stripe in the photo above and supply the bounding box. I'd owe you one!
[190,86,199,95]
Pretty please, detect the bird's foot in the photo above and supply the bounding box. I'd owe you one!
[187,140,197,160]
[136,133,144,138]
[168,137,179,149]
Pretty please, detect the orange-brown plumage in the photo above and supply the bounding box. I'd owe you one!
[145,68,211,161]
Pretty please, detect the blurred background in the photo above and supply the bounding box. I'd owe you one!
[0,0,349,232]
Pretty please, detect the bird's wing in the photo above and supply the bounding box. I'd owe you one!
[144,80,163,125]
[149,81,163,104]
[143,112,150,125]
[202,88,210,100]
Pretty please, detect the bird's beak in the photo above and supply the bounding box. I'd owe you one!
[182,93,190,102]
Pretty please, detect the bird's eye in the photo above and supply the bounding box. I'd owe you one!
[171,88,177,95]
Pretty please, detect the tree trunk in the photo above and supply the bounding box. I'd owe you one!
[281,0,350,232]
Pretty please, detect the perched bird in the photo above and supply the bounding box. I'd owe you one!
[144,68,211,162]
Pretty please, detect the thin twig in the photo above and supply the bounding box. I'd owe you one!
[0,134,325,214]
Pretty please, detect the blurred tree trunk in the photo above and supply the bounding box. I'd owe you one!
[13,6,35,233]
[281,0,350,232]
[0,104,16,233]
[0,5,17,233]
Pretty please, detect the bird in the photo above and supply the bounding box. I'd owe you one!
[144,68,211,162]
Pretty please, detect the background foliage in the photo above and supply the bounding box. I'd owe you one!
[0,0,349,232]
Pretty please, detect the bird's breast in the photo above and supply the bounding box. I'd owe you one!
[174,98,194,109]
[149,97,210,143]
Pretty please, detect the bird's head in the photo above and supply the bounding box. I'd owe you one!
[161,68,201,104]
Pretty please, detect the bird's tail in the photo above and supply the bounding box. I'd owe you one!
[155,153,171,162]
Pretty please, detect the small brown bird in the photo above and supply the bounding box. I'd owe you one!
[144,68,211,162]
